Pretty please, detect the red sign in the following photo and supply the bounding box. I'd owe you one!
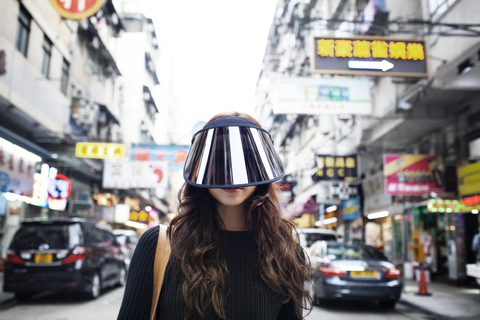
[464,195,480,206]
[50,0,104,20]
[47,174,72,199]
[383,154,445,195]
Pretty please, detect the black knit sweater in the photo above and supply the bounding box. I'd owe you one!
[117,226,301,320]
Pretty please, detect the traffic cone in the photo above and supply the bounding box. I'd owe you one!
[415,265,432,296]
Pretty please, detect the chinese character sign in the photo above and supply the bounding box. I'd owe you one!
[103,161,168,189]
[383,154,445,195]
[457,161,480,197]
[312,154,358,182]
[50,0,104,20]
[130,145,190,170]
[313,36,428,77]
[0,139,37,196]
[75,142,126,159]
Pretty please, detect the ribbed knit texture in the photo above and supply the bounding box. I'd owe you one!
[117,226,300,320]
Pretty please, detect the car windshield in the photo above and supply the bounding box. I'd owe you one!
[327,244,387,261]
[12,223,83,250]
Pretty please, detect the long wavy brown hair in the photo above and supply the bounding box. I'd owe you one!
[169,112,312,319]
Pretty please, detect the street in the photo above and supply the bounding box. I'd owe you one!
[0,287,438,320]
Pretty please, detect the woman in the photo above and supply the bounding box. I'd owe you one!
[117,112,311,320]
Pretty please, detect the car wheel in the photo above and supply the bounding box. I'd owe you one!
[379,299,397,309]
[116,267,127,287]
[86,272,101,299]
[15,293,32,301]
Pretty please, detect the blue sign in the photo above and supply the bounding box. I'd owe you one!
[0,171,10,193]
[341,196,361,221]
[0,195,6,216]
[130,145,190,170]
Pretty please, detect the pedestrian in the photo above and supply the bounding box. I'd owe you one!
[472,225,480,264]
[117,111,312,320]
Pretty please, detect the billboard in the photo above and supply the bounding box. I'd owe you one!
[103,161,168,189]
[383,154,444,195]
[312,154,359,182]
[130,145,190,170]
[272,77,371,115]
[312,36,428,77]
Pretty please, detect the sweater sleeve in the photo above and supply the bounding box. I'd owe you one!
[117,226,159,320]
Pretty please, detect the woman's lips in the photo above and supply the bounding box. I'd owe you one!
[223,188,242,193]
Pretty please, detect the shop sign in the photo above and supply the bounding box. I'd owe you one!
[271,77,372,115]
[129,210,154,224]
[463,195,480,206]
[383,154,445,195]
[103,161,168,189]
[130,145,190,170]
[312,154,358,182]
[0,137,39,196]
[75,142,126,159]
[313,36,428,77]
[362,171,385,197]
[341,197,361,221]
[427,199,462,213]
[50,0,104,21]
[457,161,480,196]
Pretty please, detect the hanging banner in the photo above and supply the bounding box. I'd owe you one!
[50,0,104,21]
[312,154,359,182]
[457,161,480,197]
[272,77,372,115]
[383,154,445,195]
[130,145,190,170]
[103,161,168,189]
[341,197,361,221]
[75,142,127,159]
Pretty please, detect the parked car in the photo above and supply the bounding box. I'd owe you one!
[295,228,339,252]
[309,241,402,309]
[3,218,127,301]
[113,229,139,269]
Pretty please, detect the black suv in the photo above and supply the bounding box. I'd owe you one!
[3,218,127,300]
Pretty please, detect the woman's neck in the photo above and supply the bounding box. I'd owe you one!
[216,202,248,231]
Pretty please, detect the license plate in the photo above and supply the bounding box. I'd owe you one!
[351,270,378,278]
[35,254,53,263]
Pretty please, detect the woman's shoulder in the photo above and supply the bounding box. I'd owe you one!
[135,226,160,253]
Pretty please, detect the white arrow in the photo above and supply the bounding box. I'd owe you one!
[348,60,394,72]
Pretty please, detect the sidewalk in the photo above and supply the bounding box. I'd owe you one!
[0,272,15,305]
[400,280,480,320]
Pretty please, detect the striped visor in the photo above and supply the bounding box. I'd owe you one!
[184,117,285,188]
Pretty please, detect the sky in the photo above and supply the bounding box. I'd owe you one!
[142,0,278,142]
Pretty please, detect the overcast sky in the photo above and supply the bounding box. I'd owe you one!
[142,0,278,141]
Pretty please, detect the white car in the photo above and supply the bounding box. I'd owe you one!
[295,228,339,253]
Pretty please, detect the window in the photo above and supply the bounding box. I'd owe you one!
[16,5,31,57]
[41,35,52,77]
[60,58,69,95]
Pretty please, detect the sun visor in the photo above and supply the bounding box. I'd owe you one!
[184,117,285,188]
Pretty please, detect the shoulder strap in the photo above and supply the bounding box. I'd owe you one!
[150,224,172,320]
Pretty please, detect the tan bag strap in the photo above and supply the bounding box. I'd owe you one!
[150,224,171,320]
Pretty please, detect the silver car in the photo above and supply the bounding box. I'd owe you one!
[309,241,402,309]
